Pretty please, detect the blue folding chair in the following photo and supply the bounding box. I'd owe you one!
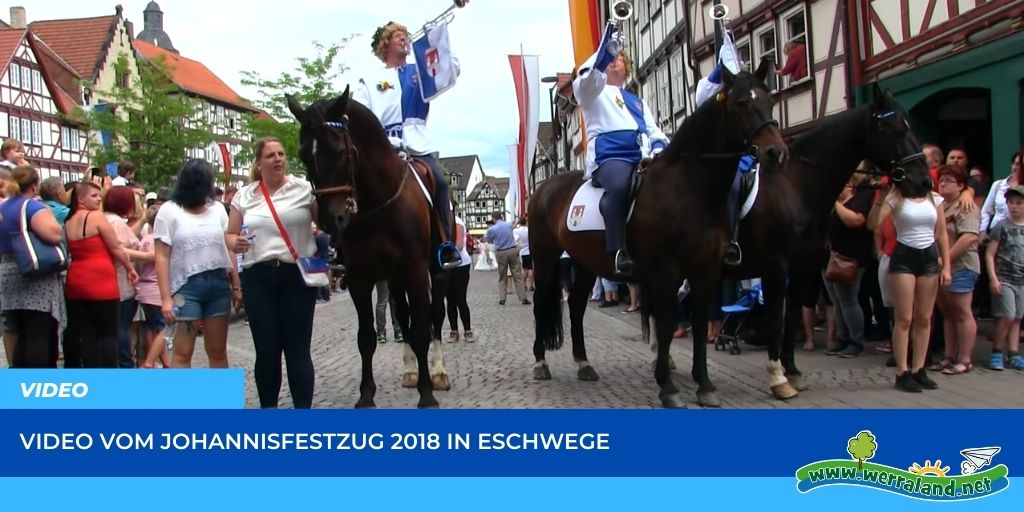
[715,283,764,355]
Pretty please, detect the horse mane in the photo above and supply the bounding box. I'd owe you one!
[789,103,870,159]
[661,86,728,161]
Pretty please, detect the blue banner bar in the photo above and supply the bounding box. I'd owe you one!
[0,409,1019,477]
[0,370,244,409]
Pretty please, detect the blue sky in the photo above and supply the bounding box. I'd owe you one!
[18,0,576,177]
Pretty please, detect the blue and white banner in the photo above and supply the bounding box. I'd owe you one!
[412,21,457,102]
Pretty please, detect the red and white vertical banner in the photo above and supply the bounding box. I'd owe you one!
[208,141,233,182]
[508,53,540,220]
[506,143,520,218]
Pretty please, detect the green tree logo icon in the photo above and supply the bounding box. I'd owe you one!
[847,431,878,471]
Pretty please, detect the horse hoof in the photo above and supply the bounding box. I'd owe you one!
[771,382,799,400]
[431,373,452,391]
[697,390,722,408]
[577,365,600,381]
[659,393,687,409]
[401,373,418,388]
[533,365,552,380]
[787,374,808,391]
[354,399,377,409]
[417,397,440,409]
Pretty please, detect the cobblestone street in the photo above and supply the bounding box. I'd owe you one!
[213,267,1024,409]
[6,267,1022,409]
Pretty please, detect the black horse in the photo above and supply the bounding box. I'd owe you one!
[529,61,789,408]
[287,88,452,408]
[695,85,932,399]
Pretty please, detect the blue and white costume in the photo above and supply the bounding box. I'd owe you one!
[352,56,462,252]
[573,39,668,263]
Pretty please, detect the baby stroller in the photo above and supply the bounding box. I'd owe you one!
[715,280,764,355]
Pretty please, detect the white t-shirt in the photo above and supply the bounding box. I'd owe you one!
[513,225,530,256]
[111,176,129,187]
[153,201,232,294]
[455,217,471,267]
[887,192,943,250]
[231,177,316,268]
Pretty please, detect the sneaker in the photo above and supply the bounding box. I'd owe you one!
[377,332,386,344]
[464,330,477,343]
[895,371,922,393]
[989,352,1005,371]
[522,299,531,305]
[838,345,863,358]
[1009,354,1024,371]
[824,344,847,356]
[394,331,404,343]
[912,368,938,390]
[448,331,459,343]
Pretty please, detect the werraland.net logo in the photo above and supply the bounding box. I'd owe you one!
[795,430,1009,501]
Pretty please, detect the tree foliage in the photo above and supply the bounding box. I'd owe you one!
[847,431,878,471]
[84,54,215,189]
[238,38,355,174]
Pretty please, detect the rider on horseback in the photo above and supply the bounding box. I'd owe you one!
[353,21,461,270]
[573,29,668,278]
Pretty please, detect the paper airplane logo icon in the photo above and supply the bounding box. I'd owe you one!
[960,447,1000,475]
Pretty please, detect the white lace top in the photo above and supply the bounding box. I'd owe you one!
[153,201,232,294]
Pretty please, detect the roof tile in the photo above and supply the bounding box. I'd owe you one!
[133,39,254,112]
[29,16,118,78]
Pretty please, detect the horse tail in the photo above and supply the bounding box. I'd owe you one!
[533,253,565,351]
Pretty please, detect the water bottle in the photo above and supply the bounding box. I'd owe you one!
[239,223,254,259]
[164,306,181,351]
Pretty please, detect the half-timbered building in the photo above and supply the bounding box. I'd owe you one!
[851,0,1024,176]
[0,25,88,180]
[465,176,511,234]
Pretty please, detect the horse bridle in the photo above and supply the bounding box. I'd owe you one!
[679,89,780,161]
[309,116,411,217]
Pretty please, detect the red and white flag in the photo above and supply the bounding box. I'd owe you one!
[508,54,540,220]
[208,141,233,180]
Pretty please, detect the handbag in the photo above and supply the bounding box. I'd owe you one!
[824,249,858,285]
[259,181,330,288]
[9,197,68,277]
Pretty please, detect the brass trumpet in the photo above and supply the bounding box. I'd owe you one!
[610,0,632,23]
[410,0,469,40]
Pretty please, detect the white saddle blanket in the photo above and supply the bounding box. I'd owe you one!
[566,180,607,232]
[566,170,759,233]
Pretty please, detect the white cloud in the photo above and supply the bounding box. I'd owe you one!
[18,0,574,178]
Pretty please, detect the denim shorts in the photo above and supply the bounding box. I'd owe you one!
[139,304,166,331]
[173,269,231,322]
[889,243,939,277]
[992,281,1024,320]
[947,269,979,294]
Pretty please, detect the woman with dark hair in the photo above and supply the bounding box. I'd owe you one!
[0,166,65,367]
[154,159,241,369]
[64,181,137,367]
[104,186,142,367]
[868,168,951,392]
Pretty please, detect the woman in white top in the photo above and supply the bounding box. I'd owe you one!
[154,159,241,369]
[868,171,951,393]
[228,137,318,409]
[980,149,1024,235]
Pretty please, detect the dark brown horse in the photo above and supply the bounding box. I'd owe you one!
[529,62,788,408]
[700,85,932,397]
[287,88,451,408]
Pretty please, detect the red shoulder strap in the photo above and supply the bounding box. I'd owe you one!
[259,181,299,261]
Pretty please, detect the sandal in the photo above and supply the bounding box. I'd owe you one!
[802,342,816,352]
[942,362,972,375]
[928,358,953,372]
[873,343,892,354]
[623,306,639,313]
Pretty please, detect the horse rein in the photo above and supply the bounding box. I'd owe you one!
[678,97,779,161]
[311,117,412,217]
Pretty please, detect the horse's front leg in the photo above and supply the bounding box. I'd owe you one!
[569,265,598,381]
[408,268,440,408]
[649,279,687,408]
[349,279,378,408]
[762,273,798,400]
[686,277,721,408]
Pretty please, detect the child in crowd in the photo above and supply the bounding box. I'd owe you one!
[136,205,170,368]
[984,185,1024,370]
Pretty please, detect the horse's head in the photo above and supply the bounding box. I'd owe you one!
[863,84,930,192]
[287,87,360,232]
[719,59,789,170]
